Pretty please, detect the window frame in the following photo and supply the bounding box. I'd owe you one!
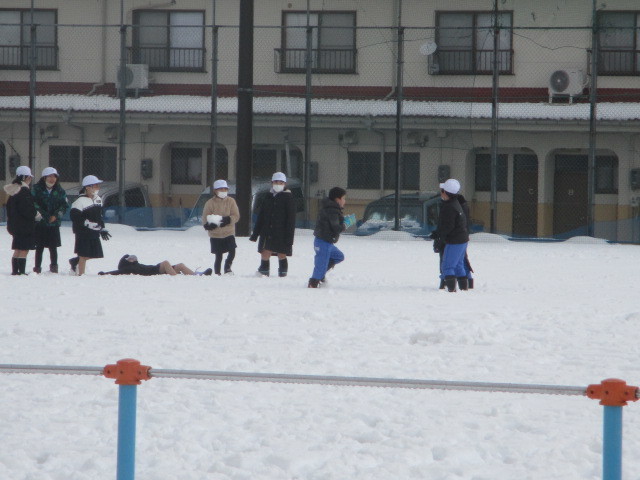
[171,146,203,185]
[0,8,58,70]
[347,151,421,190]
[596,11,640,76]
[595,156,618,194]
[434,10,513,75]
[474,153,509,192]
[278,10,357,74]
[132,9,206,72]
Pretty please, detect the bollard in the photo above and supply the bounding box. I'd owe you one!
[587,379,638,480]
[104,359,151,480]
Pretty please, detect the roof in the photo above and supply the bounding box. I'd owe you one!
[1,94,639,122]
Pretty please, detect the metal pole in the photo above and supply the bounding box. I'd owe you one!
[235,0,254,236]
[116,385,138,480]
[489,0,499,234]
[602,406,623,480]
[588,0,598,237]
[303,0,312,227]
[210,0,219,186]
[28,0,36,170]
[393,3,403,231]
[118,0,127,222]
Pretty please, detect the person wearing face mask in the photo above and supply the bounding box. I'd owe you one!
[69,175,111,276]
[4,166,39,275]
[249,172,296,277]
[202,179,240,275]
[31,167,68,273]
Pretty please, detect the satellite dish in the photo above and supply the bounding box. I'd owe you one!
[420,41,437,56]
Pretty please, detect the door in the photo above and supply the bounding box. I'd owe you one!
[512,154,538,237]
[553,155,589,238]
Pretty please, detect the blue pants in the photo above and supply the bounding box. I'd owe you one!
[311,237,344,280]
[440,242,468,278]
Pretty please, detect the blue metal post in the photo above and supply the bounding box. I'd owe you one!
[603,405,623,480]
[117,384,138,480]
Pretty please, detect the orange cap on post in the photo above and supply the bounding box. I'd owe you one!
[587,378,639,406]
[103,358,151,385]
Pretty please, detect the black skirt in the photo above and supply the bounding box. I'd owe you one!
[74,236,104,259]
[11,234,35,251]
[34,224,62,248]
[210,235,237,254]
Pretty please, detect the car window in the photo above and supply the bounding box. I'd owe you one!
[103,194,119,208]
[125,188,146,208]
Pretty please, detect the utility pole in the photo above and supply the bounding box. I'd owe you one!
[28,0,36,170]
[210,0,219,186]
[587,0,598,237]
[489,0,500,233]
[118,0,127,222]
[393,1,404,231]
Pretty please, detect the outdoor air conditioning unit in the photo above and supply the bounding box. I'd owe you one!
[548,69,585,103]
[117,64,149,90]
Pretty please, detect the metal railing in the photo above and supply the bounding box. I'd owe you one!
[129,46,205,72]
[274,47,357,74]
[430,48,513,75]
[0,44,58,69]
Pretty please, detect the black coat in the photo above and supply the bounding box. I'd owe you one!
[436,195,469,245]
[70,195,105,239]
[101,255,160,276]
[5,183,37,237]
[251,189,296,256]
[313,197,345,244]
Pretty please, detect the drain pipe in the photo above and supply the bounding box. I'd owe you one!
[383,0,401,101]
[64,109,85,161]
[365,116,386,197]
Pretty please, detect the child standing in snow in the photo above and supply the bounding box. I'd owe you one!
[4,166,38,275]
[203,179,239,275]
[308,187,347,288]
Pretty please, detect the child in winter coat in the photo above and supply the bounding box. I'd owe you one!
[308,187,347,288]
[4,166,38,275]
[203,179,240,275]
[32,167,68,273]
[99,254,212,276]
[69,175,111,276]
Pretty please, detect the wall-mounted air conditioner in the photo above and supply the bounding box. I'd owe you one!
[117,64,149,90]
[548,69,586,103]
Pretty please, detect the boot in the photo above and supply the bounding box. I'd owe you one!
[439,278,446,289]
[468,278,474,289]
[278,258,288,277]
[11,257,19,275]
[457,277,469,291]
[257,259,270,277]
[308,278,320,288]
[444,276,457,292]
[50,264,58,274]
[17,258,27,275]
[69,257,79,273]
[33,266,42,274]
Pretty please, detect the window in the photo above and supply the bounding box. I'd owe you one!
[50,146,80,182]
[279,11,356,73]
[206,146,229,184]
[383,152,420,190]
[0,9,57,69]
[435,11,512,74]
[475,153,508,191]
[83,147,117,182]
[171,147,202,185]
[597,12,640,75]
[595,156,618,193]
[132,10,205,72]
[253,149,278,178]
[348,152,381,189]
[0,142,5,180]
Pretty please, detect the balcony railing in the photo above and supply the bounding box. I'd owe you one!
[129,46,205,72]
[588,48,640,76]
[429,48,513,75]
[0,45,58,70]
[274,48,357,74]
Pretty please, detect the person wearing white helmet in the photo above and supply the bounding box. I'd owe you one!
[202,179,240,275]
[68,175,111,276]
[31,167,68,273]
[249,172,296,277]
[3,166,38,275]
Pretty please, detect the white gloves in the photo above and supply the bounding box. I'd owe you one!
[34,212,42,222]
[84,219,102,231]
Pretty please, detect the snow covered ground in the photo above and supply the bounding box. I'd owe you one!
[1,225,639,480]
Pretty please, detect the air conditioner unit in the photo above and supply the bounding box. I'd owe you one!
[117,64,149,90]
[548,69,585,103]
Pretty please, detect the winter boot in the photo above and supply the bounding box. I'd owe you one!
[33,266,42,274]
[11,257,19,275]
[457,277,469,291]
[223,260,233,275]
[196,268,213,276]
[444,276,457,292]
[439,278,446,289]
[468,278,474,289]
[17,258,27,275]
[278,258,288,277]
[308,278,320,288]
[69,257,79,273]
[257,259,270,277]
[50,264,58,274]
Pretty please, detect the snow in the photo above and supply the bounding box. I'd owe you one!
[1,94,639,121]
[1,224,640,479]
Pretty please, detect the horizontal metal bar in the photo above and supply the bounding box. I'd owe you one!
[0,364,103,376]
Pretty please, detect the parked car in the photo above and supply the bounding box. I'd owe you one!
[355,192,442,237]
[64,182,153,228]
[183,178,306,228]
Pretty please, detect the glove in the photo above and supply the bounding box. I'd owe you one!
[204,223,218,231]
[433,239,444,254]
[219,216,231,227]
[100,230,112,241]
[249,234,258,242]
[84,219,102,231]
[35,212,43,222]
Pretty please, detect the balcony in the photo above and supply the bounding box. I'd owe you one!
[429,48,513,75]
[129,46,206,72]
[588,49,640,76]
[0,45,58,70]
[274,48,357,74]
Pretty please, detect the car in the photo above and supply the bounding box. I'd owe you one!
[63,181,153,228]
[183,178,306,229]
[354,192,442,237]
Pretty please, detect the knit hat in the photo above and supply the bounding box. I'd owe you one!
[271,172,287,182]
[16,166,32,177]
[213,179,228,190]
[82,175,103,187]
[439,178,461,195]
[42,166,58,177]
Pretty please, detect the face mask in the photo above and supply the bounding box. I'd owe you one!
[45,180,55,188]
[272,184,284,193]
[216,191,228,199]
